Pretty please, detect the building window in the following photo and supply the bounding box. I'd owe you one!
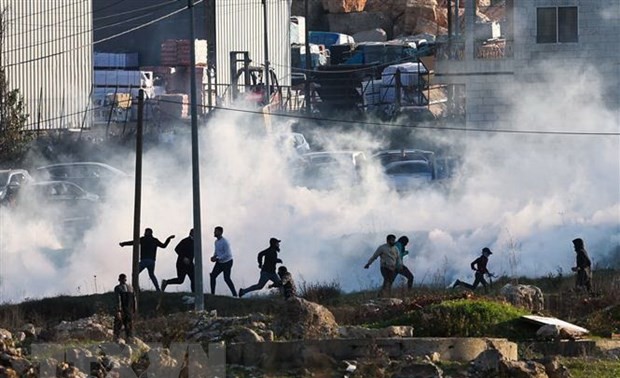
[537,6,578,43]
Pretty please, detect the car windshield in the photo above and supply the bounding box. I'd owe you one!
[386,161,432,175]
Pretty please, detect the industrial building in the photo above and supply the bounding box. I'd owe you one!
[0,0,93,131]
[434,0,620,130]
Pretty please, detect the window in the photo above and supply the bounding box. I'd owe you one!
[537,6,578,43]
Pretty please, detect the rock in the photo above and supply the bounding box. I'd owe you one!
[322,0,367,13]
[225,326,265,343]
[536,356,571,378]
[393,360,443,378]
[301,347,337,369]
[338,325,414,338]
[470,349,505,373]
[273,297,339,340]
[0,366,18,378]
[500,284,545,312]
[0,329,12,341]
[22,323,37,338]
[499,360,548,378]
[537,324,561,340]
[353,28,388,42]
[54,316,112,341]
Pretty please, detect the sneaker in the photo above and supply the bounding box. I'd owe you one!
[161,279,168,292]
[238,288,245,298]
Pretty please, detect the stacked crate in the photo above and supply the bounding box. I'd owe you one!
[160,39,208,66]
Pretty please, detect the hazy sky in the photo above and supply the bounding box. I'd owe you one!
[0,61,618,303]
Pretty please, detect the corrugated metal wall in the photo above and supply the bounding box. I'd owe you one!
[1,0,92,130]
[215,0,291,92]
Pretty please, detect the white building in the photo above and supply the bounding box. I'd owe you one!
[435,0,620,130]
[215,0,291,95]
[0,0,93,131]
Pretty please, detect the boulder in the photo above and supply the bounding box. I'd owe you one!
[499,360,548,378]
[54,317,112,341]
[393,360,443,378]
[322,0,367,13]
[273,297,339,340]
[500,284,545,312]
[536,356,572,378]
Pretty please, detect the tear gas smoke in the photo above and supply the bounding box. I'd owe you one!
[0,62,618,303]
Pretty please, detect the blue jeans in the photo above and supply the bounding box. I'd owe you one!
[243,271,281,295]
[139,259,160,291]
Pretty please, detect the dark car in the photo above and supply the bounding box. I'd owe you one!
[35,162,129,197]
[18,180,100,221]
[372,149,437,192]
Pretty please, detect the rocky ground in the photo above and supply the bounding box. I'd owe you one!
[1,283,619,377]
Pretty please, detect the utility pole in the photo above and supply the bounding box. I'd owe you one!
[131,89,145,310]
[262,0,271,105]
[187,0,204,311]
[304,0,311,114]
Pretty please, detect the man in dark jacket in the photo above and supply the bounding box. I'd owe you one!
[119,228,175,291]
[113,273,136,340]
[571,238,592,292]
[239,237,283,297]
[162,229,195,292]
[452,247,494,293]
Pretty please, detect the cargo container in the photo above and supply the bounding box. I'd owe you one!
[94,52,140,69]
[93,70,154,88]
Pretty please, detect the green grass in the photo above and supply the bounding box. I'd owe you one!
[562,358,620,378]
[370,298,531,339]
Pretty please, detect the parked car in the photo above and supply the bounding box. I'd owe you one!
[372,149,436,192]
[35,162,129,197]
[18,180,100,221]
[294,150,368,190]
[0,169,33,205]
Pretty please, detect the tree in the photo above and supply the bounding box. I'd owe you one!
[0,8,31,165]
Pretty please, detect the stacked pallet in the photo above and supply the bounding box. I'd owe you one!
[160,39,208,66]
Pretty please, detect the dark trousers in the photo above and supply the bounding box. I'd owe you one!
[457,272,488,292]
[166,262,195,292]
[210,259,237,296]
[113,311,133,339]
[397,266,414,289]
[244,271,281,295]
[380,267,397,297]
[139,259,160,291]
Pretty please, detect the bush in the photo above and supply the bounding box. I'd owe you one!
[372,298,531,339]
[298,279,342,304]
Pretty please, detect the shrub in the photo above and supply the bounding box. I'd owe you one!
[372,298,530,339]
[298,279,342,304]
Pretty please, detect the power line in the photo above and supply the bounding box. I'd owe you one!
[3,1,180,53]
[4,1,204,68]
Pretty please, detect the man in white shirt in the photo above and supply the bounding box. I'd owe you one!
[210,226,238,297]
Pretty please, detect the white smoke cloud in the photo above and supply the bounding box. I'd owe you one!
[0,60,618,303]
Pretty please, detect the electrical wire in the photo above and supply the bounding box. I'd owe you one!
[21,94,620,136]
[3,1,182,53]
[4,1,204,68]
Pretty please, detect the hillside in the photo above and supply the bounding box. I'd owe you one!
[1,272,619,377]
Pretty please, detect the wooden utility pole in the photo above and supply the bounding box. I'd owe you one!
[187,0,205,311]
[131,89,145,309]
